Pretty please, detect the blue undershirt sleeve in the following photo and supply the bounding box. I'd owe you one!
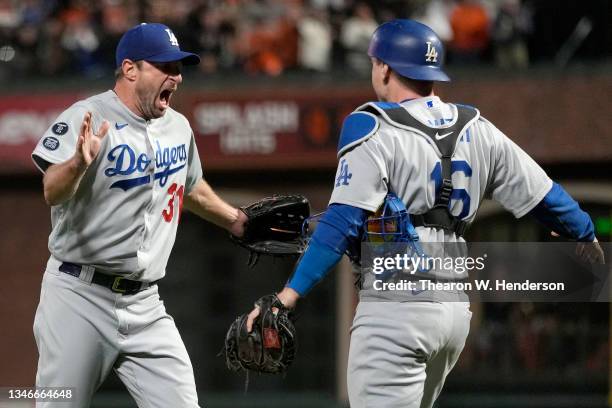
[286,204,368,296]
[528,182,595,242]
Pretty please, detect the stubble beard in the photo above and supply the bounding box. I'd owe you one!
[136,85,164,121]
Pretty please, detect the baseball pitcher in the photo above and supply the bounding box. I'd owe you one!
[31,23,248,407]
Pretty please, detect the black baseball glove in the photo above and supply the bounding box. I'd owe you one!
[231,195,310,266]
[222,294,297,374]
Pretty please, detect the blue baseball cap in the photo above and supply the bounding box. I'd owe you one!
[115,23,200,68]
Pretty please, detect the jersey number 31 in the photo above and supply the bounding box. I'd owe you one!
[162,183,185,223]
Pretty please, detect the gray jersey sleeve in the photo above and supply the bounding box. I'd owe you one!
[329,138,388,212]
[485,119,552,218]
[184,131,203,194]
[31,102,90,173]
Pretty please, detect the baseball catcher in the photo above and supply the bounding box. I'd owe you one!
[232,18,603,408]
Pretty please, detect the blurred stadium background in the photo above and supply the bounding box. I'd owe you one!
[0,0,611,407]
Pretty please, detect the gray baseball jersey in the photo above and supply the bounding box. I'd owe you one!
[334,96,552,408]
[330,96,552,242]
[32,90,202,281]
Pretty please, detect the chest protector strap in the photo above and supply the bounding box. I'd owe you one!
[360,102,479,237]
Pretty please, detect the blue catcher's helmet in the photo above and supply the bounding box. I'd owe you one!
[365,192,429,277]
[368,19,450,82]
[365,192,420,244]
[300,193,426,267]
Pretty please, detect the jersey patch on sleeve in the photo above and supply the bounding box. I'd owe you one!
[337,112,379,158]
[51,122,69,135]
[42,136,60,151]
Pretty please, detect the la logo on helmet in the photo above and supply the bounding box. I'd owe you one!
[425,41,438,62]
[165,29,179,46]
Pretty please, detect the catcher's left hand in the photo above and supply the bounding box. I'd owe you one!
[221,294,297,374]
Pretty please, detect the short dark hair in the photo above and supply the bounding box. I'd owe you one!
[115,60,143,80]
[394,72,434,97]
[373,58,435,97]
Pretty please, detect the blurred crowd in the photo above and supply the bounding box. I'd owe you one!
[0,0,540,79]
[459,302,609,380]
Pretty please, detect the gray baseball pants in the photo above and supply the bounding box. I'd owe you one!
[33,262,199,408]
[347,301,471,408]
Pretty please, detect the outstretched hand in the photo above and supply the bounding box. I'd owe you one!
[550,231,605,264]
[75,112,109,168]
[576,239,605,264]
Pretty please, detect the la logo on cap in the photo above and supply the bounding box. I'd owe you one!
[115,22,200,67]
[165,29,179,47]
[425,41,438,63]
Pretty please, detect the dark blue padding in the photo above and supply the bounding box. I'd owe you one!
[337,112,379,156]
[529,182,595,242]
[287,204,368,296]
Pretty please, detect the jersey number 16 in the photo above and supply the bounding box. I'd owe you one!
[430,160,472,219]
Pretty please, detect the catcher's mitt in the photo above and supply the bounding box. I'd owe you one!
[222,294,297,375]
[232,195,310,266]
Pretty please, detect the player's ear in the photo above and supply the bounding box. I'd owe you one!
[382,63,391,84]
[121,59,139,81]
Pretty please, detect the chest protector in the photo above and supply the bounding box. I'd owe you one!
[358,102,480,237]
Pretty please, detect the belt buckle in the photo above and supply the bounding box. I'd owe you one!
[111,276,126,293]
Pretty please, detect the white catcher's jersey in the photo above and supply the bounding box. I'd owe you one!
[32,90,203,281]
[330,96,553,243]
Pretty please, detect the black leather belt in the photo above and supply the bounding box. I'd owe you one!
[59,262,157,295]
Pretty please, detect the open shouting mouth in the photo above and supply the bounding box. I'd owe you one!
[158,87,175,110]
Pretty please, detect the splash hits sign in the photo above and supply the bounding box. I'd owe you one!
[193,101,299,155]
